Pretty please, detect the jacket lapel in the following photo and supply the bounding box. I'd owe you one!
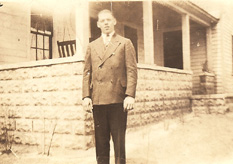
[93,37,105,60]
[99,34,121,67]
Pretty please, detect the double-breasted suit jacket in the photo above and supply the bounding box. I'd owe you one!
[82,34,137,105]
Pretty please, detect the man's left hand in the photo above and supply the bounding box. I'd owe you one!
[123,96,135,112]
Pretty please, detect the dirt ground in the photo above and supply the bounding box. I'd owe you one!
[1,112,233,164]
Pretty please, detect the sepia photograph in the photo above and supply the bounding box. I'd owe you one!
[0,0,233,163]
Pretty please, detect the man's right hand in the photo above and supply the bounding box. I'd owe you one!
[82,97,93,113]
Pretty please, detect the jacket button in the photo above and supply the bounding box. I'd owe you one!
[111,80,113,83]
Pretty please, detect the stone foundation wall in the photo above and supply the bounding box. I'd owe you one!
[131,64,192,127]
[191,94,228,114]
[0,59,193,151]
[0,58,93,152]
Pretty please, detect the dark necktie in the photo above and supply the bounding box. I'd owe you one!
[105,34,110,47]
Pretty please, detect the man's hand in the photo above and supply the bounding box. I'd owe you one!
[82,97,93,113]
[123,96,135,112]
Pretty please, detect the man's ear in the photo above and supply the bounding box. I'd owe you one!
[97,22,100,28]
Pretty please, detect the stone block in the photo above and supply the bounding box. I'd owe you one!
[24,106,43,119]
[127,114,141,127]
[16,119,32,132]
[0,70,14,80]
[134,102,144,113]
[50,64,73,77]
[154,100,163,111]
[55,120,73,134]
[14,68,31,80]
[31,92,52,106]
[13,131,24,144]
[59,76,82,91]
[31,66,50,79]
[60,106,85,121]
[192,106,208,114]
[144,101,156,112]
[13,93,31,106]
[20,132,40,145]
[0,118,5,129]
[51,91,82,106]
[33,119,54,133]
[84,111,93,121]
[214,98,225,106]
[0,82,4,94]
[4,80,23,93]
[7,106,25,119]
[85,135,95,149]
[46,133,64,148]
[210,106,227,114]
[23,79,41,93]
[84,120,94,135]
[73,120,85,135]
[1,94,14,106]
[41,78,60,92]
[150,112,161,121]
[72,63,83,75]
[158,71,167,80]
[43,107,62,119]
[140,113,152,125]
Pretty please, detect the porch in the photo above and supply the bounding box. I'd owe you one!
[29,0,218,94]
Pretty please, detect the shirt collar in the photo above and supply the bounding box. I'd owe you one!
[102,31,115,39]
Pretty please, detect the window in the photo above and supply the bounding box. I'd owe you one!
[163,30,183,69]
[31,9,53,60]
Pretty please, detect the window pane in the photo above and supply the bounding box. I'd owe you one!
[44,50,50,59]
[37,49,43,60]
[44,36,49,49]
[30,49,37,60]
[31,33,36,48]
[37,35,43,49]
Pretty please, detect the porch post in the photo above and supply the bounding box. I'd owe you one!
[206,27,213,71]
[75,1,89,60]
[143,0,154,64]
[182,14,191,70]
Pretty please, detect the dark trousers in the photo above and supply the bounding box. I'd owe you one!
[92,103,127,164]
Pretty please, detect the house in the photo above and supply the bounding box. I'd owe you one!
[0,0,232,151]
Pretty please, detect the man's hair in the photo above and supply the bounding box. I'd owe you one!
[97,9,115,20]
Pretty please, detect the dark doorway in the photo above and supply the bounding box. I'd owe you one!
[163,30,183,69]
[90,18,101,42]
[124,25,138,62]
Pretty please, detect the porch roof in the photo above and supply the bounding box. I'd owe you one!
[157,0,219,26]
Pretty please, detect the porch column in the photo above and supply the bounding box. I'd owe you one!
[143,0,154,64]
[75,1,89,60]
[182,14,191,70]
[206,27,213,71]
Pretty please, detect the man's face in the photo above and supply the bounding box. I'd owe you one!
[97,12,116,34]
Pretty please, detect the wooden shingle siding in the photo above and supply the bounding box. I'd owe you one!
[0,2,30,64]
[220,12,233,94]
[210,22,223,94]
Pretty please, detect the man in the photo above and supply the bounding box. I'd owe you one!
[82,9,137,164]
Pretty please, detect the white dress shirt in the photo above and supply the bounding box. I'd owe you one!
[102,31,115,46]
